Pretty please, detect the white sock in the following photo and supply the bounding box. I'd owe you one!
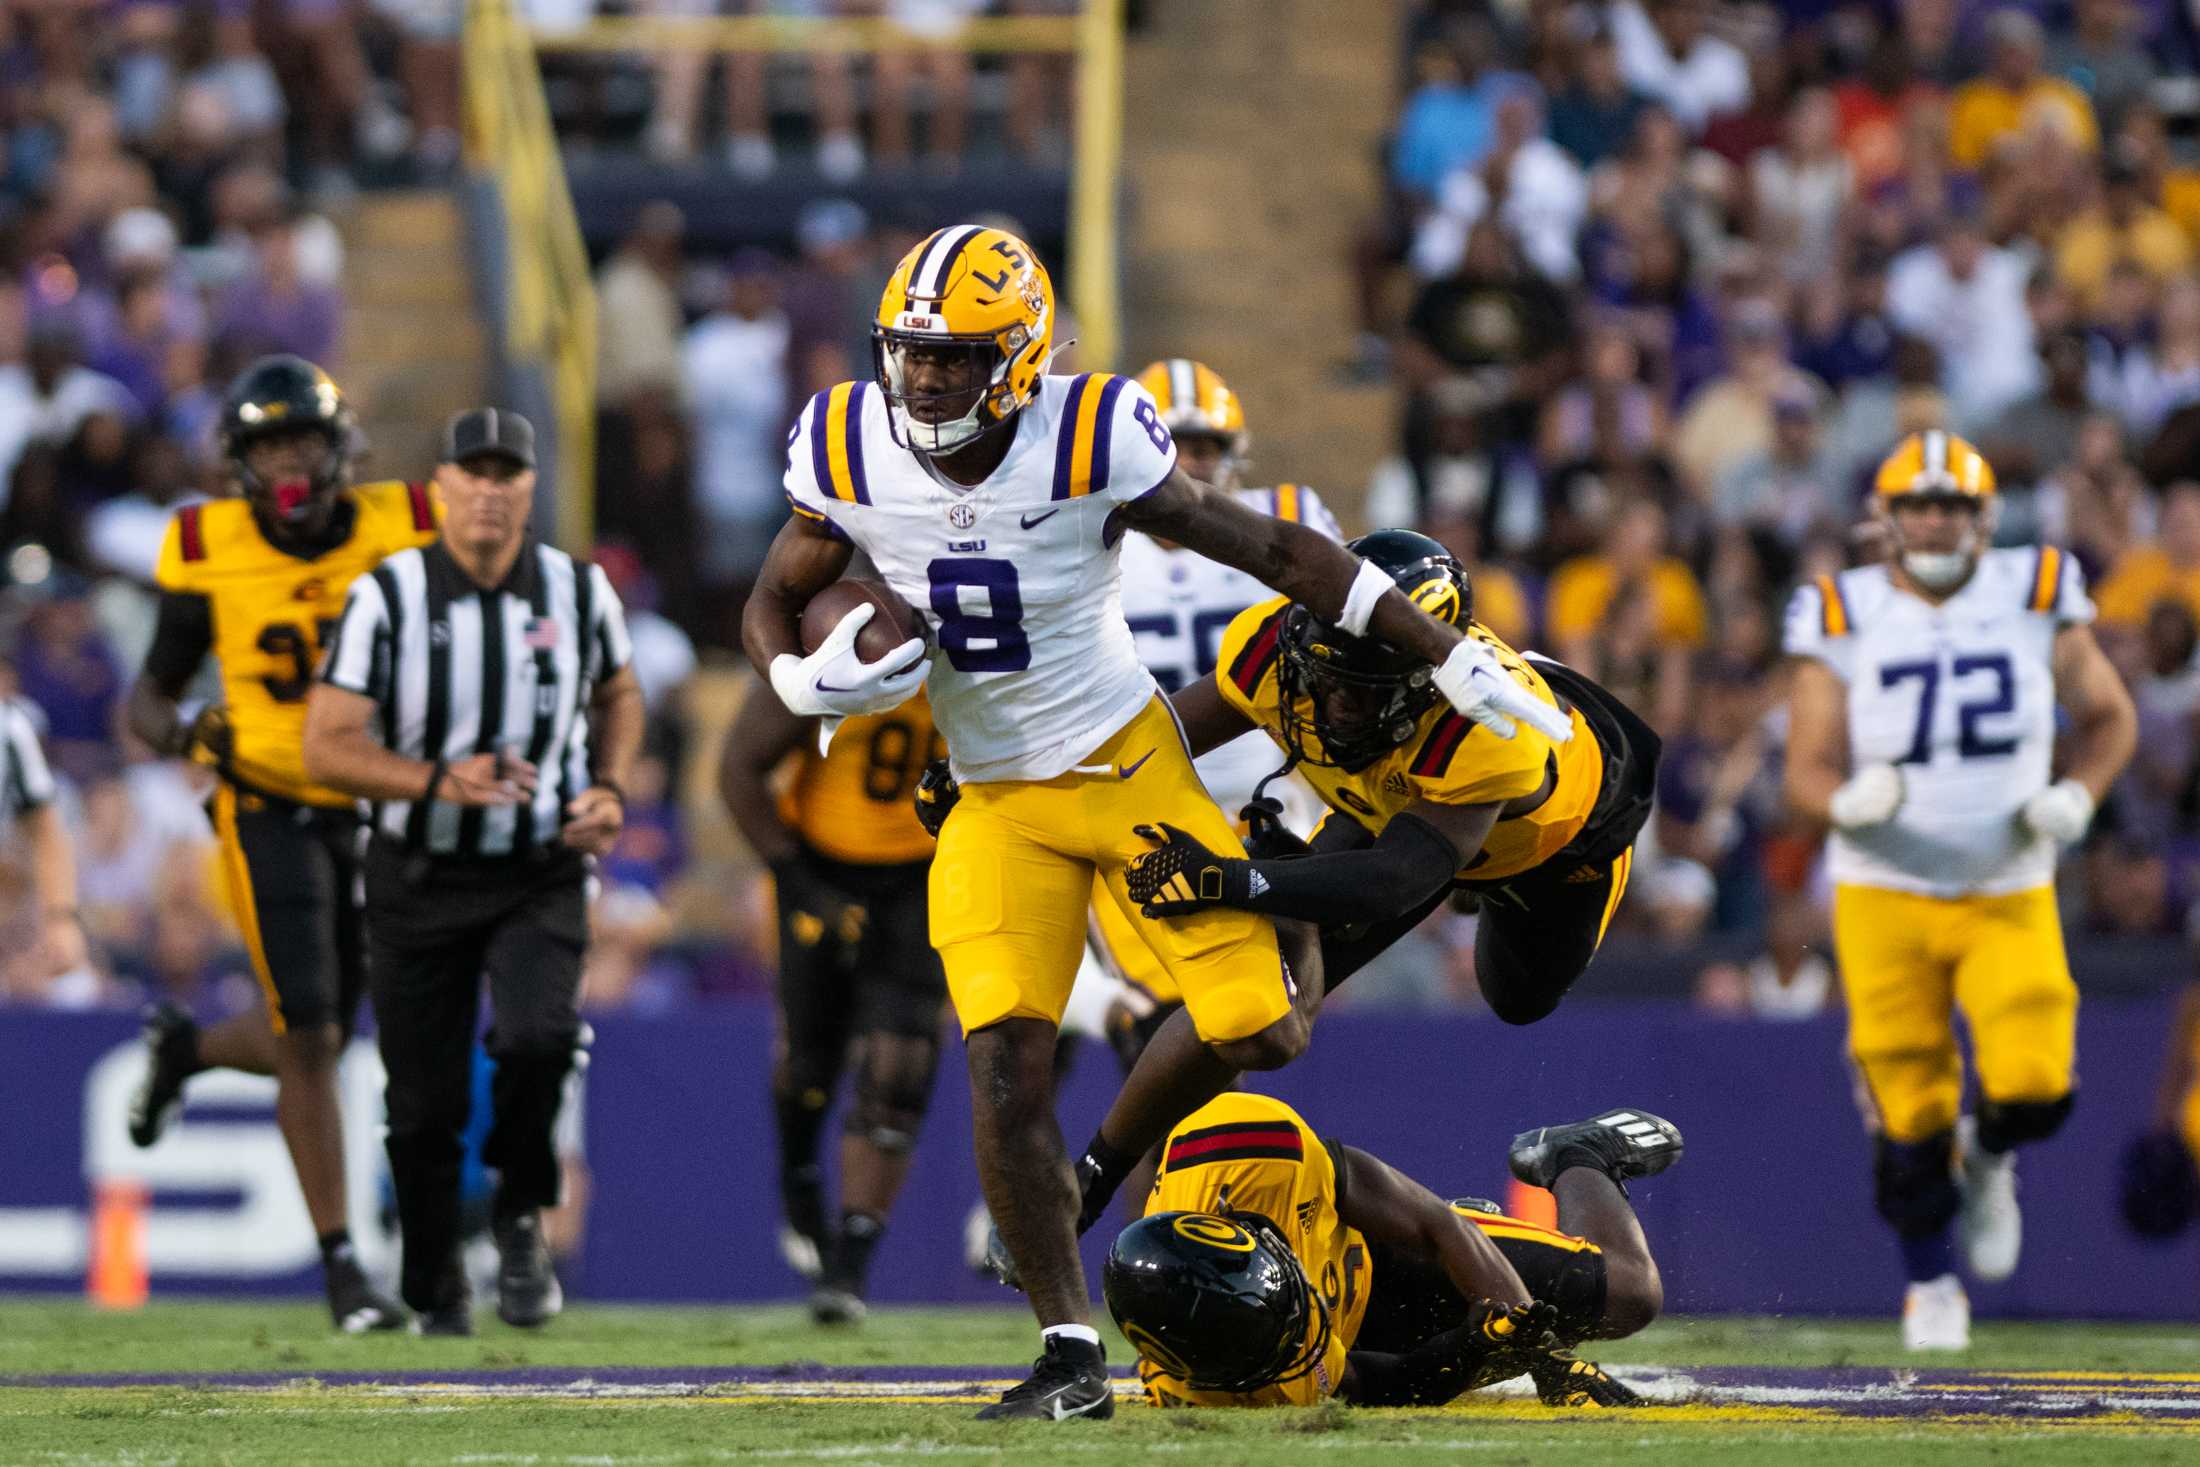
[1043,1323,1101,1350]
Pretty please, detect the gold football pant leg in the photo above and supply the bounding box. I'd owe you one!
[1949,885,2077,1108]
[1833,884,1961,1144]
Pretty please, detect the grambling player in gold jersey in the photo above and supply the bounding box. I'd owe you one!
[721,675,949,1326]
[123,356,438,1332]
[1053,530,1659,1228]
[1102,1093,1677,1408]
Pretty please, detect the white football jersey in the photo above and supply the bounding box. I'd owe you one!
[1783,546,2092,897]
[1118,484,1342,815]
[784,372,1179,783]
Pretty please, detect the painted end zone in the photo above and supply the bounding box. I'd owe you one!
[9,1365,2200,1429]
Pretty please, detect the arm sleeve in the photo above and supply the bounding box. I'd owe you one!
[140,591,214,697]
[586,564,635,680]
[319,573,392,698]
[1235,812,1460,926]
[1097,378,1180,504]
[2,702,56,811]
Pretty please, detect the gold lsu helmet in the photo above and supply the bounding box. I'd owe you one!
[1874,429,1997,501]
[1134,359,1248,451]
[1873,430,1999,590]
[873,223,1054,454]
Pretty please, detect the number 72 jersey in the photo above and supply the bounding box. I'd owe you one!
[1784,546,2093,898]
[155,480,439,808]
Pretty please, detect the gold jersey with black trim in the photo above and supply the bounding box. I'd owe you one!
[777,692,947,867]
[1211,597,1606,883]
[153,480,439,807]
[1139,1092,1371,1407]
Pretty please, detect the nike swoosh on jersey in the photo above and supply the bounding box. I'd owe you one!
[1020,507,1062,530]
[1117,749,1154,779]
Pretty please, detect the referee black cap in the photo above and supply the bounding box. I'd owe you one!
[443,407,536,471]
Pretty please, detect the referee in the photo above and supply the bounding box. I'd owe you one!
[302,408,642,1336]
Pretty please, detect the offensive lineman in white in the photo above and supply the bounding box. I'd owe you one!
[1784,431,2134,1351]
[741,224,1568,1420]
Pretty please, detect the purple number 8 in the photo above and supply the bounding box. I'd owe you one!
[1133,396,1173,453]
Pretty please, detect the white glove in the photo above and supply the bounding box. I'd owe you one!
[2021,778,2095,846]
[769,603,929,718]
[1828,763,1904,830]
[1430,639,1575,743]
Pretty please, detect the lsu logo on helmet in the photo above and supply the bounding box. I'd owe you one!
[872,224,1055,454]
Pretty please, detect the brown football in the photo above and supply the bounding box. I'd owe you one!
[800,578,929,662]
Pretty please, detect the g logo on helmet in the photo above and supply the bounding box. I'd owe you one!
[1122,1321,1196,1379]
[1171,1214,1257,1252]
[1409,578,1462,626]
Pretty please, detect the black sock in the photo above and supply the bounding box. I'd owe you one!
[831,1211,884,1288]
[776,1089,831,1176]
[318,1230,355,1267]
[1075,1133,1136,1233]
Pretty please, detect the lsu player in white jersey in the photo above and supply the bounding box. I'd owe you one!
[1086,358,1339,1078]
[741,224,1567,1420]
[1784,431,2135,1351]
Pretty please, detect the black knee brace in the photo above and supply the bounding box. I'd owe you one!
[846,1033,939,1155]
[1874,1131,1961,1236]
[1976,1094,2074,1153]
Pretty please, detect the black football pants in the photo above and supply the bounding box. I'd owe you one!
[1321,847,1632,1024]
[364,840,588,1313]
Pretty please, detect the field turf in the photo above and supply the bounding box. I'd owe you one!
[4,1298,2199,1464]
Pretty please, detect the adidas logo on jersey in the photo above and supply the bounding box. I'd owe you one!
[1383,771,1411,797]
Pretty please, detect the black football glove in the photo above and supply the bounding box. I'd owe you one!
[914,758,958,839]
[1126,822,1254,916]
[1530,1351,1644,1408]
[1240,795,1310,861]
[1455,1298,1564,1390]
[171,704,233,766]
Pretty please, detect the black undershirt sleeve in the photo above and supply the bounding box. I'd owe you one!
[142,591,214,697]
[1236,812,1461,927]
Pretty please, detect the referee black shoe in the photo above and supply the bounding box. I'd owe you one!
[492,1210,564,1328]
[324,1252,407,1334]
[975,1335,1114,1421]
[127,1002,198,1148]
[1509,1108,1684,1196]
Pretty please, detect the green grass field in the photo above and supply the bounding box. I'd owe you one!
[4,1299,2199,1465]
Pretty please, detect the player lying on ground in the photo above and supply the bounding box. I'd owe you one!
[743,224,1566,1420]
[1104,1093,1678,1408]
[920,529,1659,1238]
[1784,430,2134,1350]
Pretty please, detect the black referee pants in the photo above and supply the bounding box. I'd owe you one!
[364,839,588,1313]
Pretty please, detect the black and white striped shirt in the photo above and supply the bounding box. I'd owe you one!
[0,698,57,826]
[319,537,632,859]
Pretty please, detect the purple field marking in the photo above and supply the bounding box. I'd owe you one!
[0,1364,1025,1390]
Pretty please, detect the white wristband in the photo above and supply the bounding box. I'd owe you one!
[1337,559,1394,638]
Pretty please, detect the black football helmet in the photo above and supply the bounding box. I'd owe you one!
[219,354,352,526]
[1276,528,1472,771]
[1103,1210,1332,1395]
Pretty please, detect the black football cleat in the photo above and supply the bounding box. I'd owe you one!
[492,1211,564,1328]
[1509,1108,1684,1194]
[975,1336,1114,1421]
[810,1283,868,1326]
[411,1299,474,1337]
[127,1002,199,1149]
[325,1252,407,1334]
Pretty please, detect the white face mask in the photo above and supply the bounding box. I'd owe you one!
[882,338,1011,456]
[1901,549,1976,590]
